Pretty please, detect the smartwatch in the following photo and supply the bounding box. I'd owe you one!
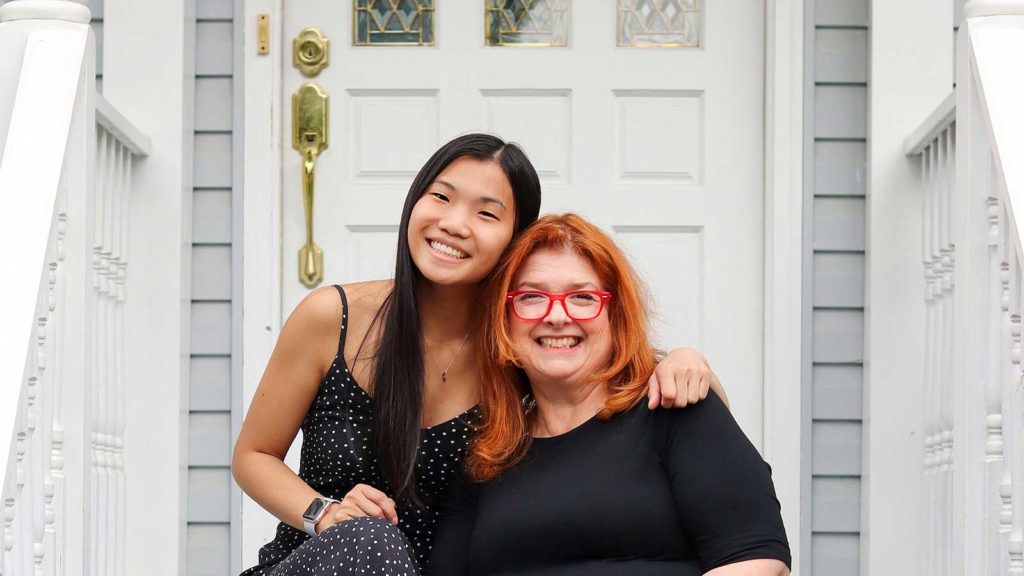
[302,496,340,537]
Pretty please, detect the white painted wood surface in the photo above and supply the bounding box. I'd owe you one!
[900,4,1024,575]
[866,0,951,575]
[89,0,196,571]
[0,10,93,576]
[0,2,149,574]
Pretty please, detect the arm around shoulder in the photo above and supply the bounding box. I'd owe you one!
[660,391,792,573]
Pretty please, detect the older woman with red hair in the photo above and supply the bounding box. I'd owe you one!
[429,214,791,576]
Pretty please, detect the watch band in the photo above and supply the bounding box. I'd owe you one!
[303,497,339,537]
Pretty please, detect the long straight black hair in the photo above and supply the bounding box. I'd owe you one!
[371,133,541,505]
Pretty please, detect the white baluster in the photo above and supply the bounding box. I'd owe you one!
[1007,251,1023,575]
[49,204,66,576]
[925,139,937,573]
[988,192,1007,575]
[2,489,12,574]
[32,319,45,576]
[95,128,110,576]
[1010,256,1024,575]
[88,128,102,576]
[40,192,64,576]
[114,144,129,576]
[922,140,935,576]
[941,126,957,576]
[932,131,944,576]
[103,138,119,575]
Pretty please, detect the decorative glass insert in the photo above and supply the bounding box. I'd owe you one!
[485,0,568,47]
[617,0,700,48]
[354,0,435,46]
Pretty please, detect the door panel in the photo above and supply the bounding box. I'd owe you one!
[281,0,765,443]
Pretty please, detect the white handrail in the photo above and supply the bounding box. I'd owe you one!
[95,93,150,158]
[904,92,956,157]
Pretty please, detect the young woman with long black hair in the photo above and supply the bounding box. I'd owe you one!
[233,134,725,576]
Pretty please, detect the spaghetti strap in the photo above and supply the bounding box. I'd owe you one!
[333,284,349,360]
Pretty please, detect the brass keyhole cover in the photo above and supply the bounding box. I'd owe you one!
[299,41,321,63]
[293,28,329,77]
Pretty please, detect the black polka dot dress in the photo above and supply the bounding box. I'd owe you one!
[240,285,476,576]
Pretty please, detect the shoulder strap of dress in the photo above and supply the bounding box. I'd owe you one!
[333,284,349,360]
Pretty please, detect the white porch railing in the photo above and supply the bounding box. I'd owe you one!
[0,1,150,575]
[904,3,1024,575]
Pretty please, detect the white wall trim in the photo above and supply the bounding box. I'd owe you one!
[762,0,805,571]
[864,1,952,575]
[240,1,807,568]
[240,0,284,566]
[231,0,248,573]
[102,0,195,573]
[798,0,815,571]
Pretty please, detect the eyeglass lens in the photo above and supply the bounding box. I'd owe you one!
[512,292,604,320]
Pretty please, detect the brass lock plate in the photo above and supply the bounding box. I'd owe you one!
[293,28,329,77]
[257,14,270,55]
[292,83,329,154]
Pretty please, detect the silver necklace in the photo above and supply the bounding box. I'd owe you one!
[425,331,472,384]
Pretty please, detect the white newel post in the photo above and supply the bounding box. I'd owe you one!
[0,1,95,575]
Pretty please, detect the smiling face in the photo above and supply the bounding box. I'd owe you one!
[510,247,613,389]
[407,156,517,287]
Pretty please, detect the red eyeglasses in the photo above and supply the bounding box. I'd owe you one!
[506,290,613,321]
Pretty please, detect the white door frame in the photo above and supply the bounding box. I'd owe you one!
[238,1,805,572]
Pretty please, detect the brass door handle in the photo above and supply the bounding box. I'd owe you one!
[292,83,329,288]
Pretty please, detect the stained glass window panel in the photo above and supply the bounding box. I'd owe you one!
[354,0,435,46]
[617,0,700,48]
[485,0,568,47]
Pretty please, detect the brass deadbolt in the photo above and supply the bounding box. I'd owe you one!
[293,28,329,77]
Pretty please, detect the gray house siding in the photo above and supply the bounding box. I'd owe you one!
[189,0,236,573]
[806,0,867,574]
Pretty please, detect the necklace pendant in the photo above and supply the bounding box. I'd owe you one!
[441,371,448,384]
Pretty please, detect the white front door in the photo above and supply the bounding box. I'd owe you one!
[278,0,765,437]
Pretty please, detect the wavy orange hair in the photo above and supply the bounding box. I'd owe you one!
[466,213,657,482]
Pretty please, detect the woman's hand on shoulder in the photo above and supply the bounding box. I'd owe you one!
[647,347,729,410]
[316,484,399,534]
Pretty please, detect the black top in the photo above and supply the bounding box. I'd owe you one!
[429,392,791,576]
[241,285,478,575]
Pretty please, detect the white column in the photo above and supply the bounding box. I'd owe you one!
[865,4,952,576]
[101,0,194,573]
[762,0,804,572]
